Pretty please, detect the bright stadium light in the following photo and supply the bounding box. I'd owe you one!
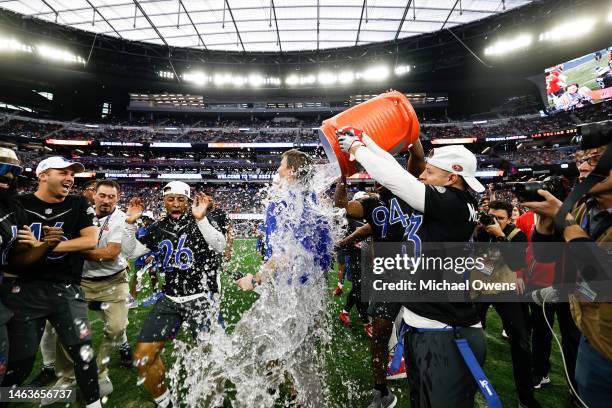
[484,34,532,56]
[300,75,316,85]
[285,75,299,85]
[0,37,32,53]
[231,75,247,87]
[213,73,233,86]
[183,71,210,86]
[395,65,411,75]
[266,76,281,86]
[359,65,390,81]
[37,44,86,64]
[338,71,354,84]
[318,72,337,85]
[158,71,174,79]
[249,74,264,87]
[539,18,595,41]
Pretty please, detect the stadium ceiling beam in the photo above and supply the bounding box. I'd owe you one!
[40,0,59,22]
[355,0,367,46]
[30,3,497,19]
[132,0,168,47]
[224,0,246,52]
[441,0,460,30]
[316,0,320,50]
[178,0,207,49]
[85,0,123,38]
[395,0,413,41]
[270,0,282,52]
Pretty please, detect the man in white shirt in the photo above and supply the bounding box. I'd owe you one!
[51,180,130,399]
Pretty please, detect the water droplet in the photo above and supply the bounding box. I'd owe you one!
[80,345,94,362]
[100,302,110,310]
[101,356,110,364]
[101,396,108,404]
[11,286,20,294]
[136,376,146,386]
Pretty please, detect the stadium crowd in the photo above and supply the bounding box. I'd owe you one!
[2,100,609,145]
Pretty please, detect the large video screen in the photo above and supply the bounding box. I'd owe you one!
[545,46,612,111]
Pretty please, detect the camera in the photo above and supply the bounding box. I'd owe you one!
[509,176,568,202]
[478,211,496,226]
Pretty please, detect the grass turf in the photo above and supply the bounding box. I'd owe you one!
[14,239,572,407]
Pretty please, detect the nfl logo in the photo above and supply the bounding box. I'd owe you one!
[45,208,52,215]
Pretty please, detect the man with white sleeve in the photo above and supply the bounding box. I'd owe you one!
[338,127,490,408]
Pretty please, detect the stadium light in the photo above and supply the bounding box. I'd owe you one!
[285,75,299,86]
[358,65,390,81]
[37,44,86,64]
[231,75,247,87]
[249,74,264,87]
[183,71,210,86]
[539,18,595,41]
[213,73,233,86]
[484,34,532,56]
[395,65,410,75]
[158,71,174,79]
[0,37,32,53]
[338,71,354,84]
[318,72,337,85]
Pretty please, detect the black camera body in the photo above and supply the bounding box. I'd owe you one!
[510,176,568,202]
[478,211,496,226]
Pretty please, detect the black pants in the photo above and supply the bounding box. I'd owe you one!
[529,299,580,388]
[403,327,486,408]
[477,300,539,407]
[344,267,368,322]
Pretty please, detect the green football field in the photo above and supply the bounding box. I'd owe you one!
[564,55,609,92]
[14,239,572,407]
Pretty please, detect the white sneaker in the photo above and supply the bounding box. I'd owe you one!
[99,376,114,397]
[41,377,77,406]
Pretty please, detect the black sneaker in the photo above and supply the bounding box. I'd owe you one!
[119,344,133,368]
[27,366,57,387]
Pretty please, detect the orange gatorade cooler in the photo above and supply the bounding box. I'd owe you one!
[319,90,420,176]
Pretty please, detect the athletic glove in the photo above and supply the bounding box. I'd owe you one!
[337,126,366,160]
[531,286,560,306]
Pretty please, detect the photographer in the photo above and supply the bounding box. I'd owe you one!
[473,200,540,408]
[523,130,612,408]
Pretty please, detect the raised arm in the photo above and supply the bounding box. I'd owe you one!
[192,193,227,253]
[334,176,365,219]
[344,134,426,212]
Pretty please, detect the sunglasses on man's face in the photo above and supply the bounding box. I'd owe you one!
[0,163,23,177]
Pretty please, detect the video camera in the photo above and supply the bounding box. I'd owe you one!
[510,176,568,202]
[478,212,496,226]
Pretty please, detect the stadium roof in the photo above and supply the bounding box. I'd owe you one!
[0,0,532,52]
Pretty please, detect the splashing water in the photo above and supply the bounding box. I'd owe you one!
[167,164,348,407]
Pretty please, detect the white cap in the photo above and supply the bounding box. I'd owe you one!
[0,147,21,166]
[142,211,155,219]
[353,191,369,201]
[35,156,85,176]
[162,181,191,199]
[426,145,485,193]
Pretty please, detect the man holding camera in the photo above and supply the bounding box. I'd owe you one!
[524,129,612,408]
[473,200,540,408]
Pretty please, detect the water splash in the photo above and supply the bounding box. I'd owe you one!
[167,164,346,407]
